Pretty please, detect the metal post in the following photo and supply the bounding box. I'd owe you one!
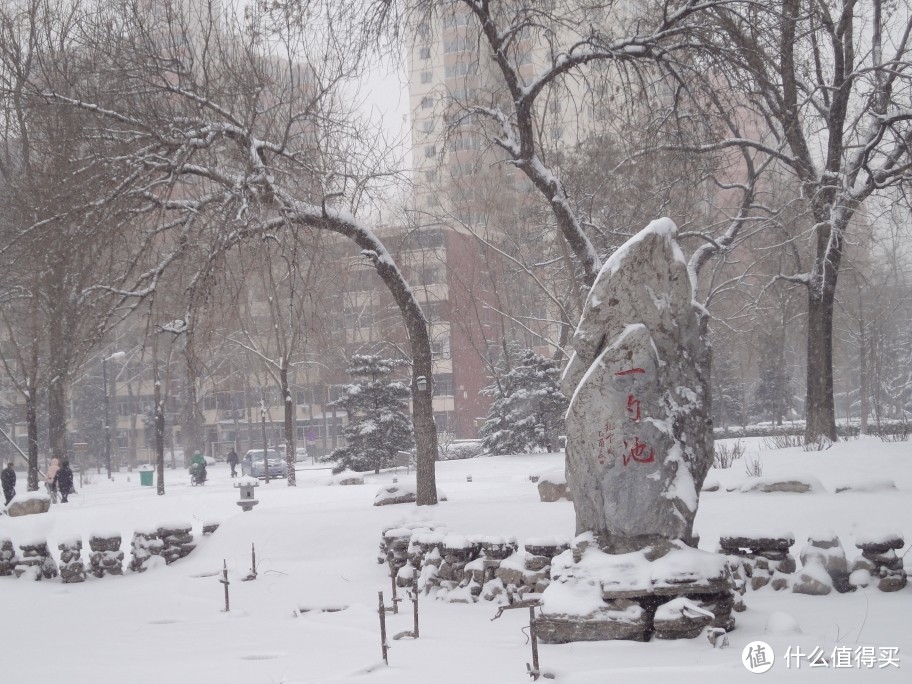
[378,591,389,665]
[251,543,257,578]
[260,401,270,484]
[103,356,112,480]
[221,560,230,612]
[412,578,420,639]
[529,606,540,680]
[390,574,399,614]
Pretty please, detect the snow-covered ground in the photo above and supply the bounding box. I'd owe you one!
[1,437,909,682]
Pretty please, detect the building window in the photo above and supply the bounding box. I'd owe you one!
[420,70,433,84]
[443,12,471,28]
[421,96,433,109]
[432,373,454,397]
[419,46,431,60]
[431,336,451,360]
[449,134,482,151]
[420,119,434,133]
[444,36,471,54]
[424,145,436,158]
[426,300,448,322]
[420,266,443,284]
[444,61,478,78]
[414,228,445,249]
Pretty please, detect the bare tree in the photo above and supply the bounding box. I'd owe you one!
[690,0,912,441]
[27,0,442,503]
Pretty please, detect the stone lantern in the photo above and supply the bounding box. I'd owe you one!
[234,476,260,512]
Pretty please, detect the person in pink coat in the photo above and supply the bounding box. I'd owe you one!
[46,457,60,503]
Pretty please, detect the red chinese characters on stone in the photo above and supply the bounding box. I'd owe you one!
[615,368,646,377]
[597,420,615,465]
[622,436,655,466]
[626,394,641,422]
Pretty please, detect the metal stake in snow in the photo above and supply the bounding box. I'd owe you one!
[221,560,230,612]
[378,591,389,665]
[527,606,540,680]
[411,578,420,638]
[490,599,543,679]
[389,573,399,614]
[243,542,257,581]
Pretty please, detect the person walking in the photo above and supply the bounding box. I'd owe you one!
[1,462,15,506]
[53,460,75,504]
[226,449,239,478]
[46,457,60,503]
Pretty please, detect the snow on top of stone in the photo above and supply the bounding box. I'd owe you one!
[18,536,50,548]
[597,217,684,281]
[716,527,796,540]
[535,468,566,485]
[551,540,728,597]
[854,529,905,546]
[800,558,833,585]
[89,530,122,540]
[155,521,192,531]
[541,571,641,618]
[442,534,472,549]
[525,536,572,547]
[476,535,517,545]
[56,535,82,547]
[740,474,825,493]
[234,476,259,487]
[411,530,449,544]
[834,478,897,493]
[498,550,529,571]
[13,490,50,502]
[654,597,714,621]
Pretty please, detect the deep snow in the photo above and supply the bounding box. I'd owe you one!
[0,436,909,682]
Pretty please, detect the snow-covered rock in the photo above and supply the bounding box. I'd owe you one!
[561,219,711,551]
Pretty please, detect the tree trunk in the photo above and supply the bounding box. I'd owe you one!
[858,295,869,435]
[155,379,165,495]
[306,213,439,505]
[805,282,838,443]
[26,392,39,491]
[47,374,68,462]
[181,345,205,459]
[281,364,296,486]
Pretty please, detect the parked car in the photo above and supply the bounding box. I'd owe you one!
[295,446,309,462]
[241,449,287,479]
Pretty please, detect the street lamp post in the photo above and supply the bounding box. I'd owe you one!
[102,351,126,480]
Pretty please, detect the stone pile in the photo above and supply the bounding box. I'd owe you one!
[537,535,736,644]
[58,537,86,584]
[853,533,907,592]
[718,534,796,591]
[159,524,195,564]
[378,525,571,603]
[16,539,58,580]
[129,528,164,573]
[437,535,483,586]
[0,538,18,576]
[89,534,124,577]
[202,522,220,535]
[796,534,852,594]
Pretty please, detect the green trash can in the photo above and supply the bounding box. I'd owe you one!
[139,467,154,487]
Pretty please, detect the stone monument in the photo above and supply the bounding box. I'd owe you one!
[538,219,728,642]
[560,217,712,552]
